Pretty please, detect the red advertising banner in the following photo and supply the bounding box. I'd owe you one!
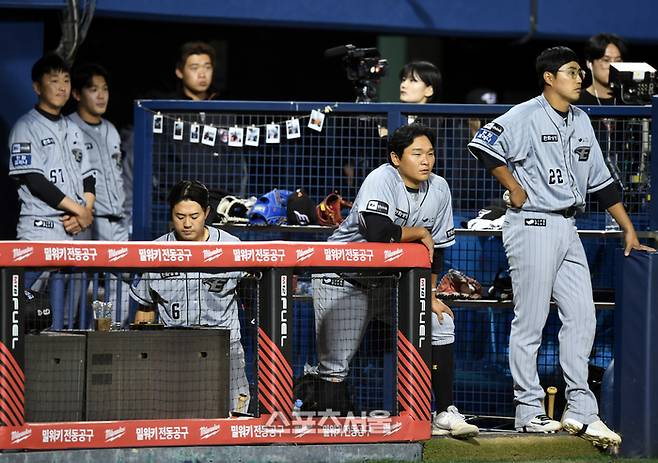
[0,413,429,450]
[0,241,429,269]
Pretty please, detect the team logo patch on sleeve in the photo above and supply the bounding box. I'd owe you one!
[483,122,504,136]
[11,143,31,154]
[11,154,32,167]
[541,134,559,143]
[366,200,389,214]
[474,128,498,145]
[574,146,590,161]
[446,227,455,238]
[40,138,55,147]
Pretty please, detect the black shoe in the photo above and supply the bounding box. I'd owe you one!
[293,374,356,415]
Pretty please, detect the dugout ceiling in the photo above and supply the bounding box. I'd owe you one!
[3,0,658,42]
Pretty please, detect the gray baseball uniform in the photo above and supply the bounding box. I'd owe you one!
[314,163,456,381]
[8,108,92,240]
[468,94,614,427]
[130,226,249,411]
[67,113,130,324]
[67,112,128,241]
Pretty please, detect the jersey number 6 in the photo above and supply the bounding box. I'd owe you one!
[548,168,564,185]
[171,302,181,319]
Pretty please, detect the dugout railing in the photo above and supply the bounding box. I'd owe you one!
[133,99,657,242]
[0,240,432,450]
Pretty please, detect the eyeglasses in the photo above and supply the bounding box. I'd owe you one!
[557,68,586,80]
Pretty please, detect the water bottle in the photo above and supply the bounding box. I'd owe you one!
[293,399,303,415]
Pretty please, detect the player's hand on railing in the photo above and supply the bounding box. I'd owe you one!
[419,228,435,263]
[622,228,656,256]
[432,296,454,323]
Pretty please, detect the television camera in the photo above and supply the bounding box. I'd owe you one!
[609,62,657,104]
[325,44,388,103]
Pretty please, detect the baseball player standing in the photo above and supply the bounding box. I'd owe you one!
[68,63,127,242]
[8,53,96,327]
[8,53,95,241]
[68,63,130,324]
[468,47,654,448]
[130,180,250,413]
[312,124,478,438]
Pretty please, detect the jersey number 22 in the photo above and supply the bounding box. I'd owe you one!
[548,168,564,185]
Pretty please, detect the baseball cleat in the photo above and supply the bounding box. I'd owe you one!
[517,414,562,433]
[432,405,479,438]
[562,418,621,449]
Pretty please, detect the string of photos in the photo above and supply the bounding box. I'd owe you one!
[141,101,336,148]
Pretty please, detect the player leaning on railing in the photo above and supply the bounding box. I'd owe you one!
[309,124,479,438]
[129,180,250,414]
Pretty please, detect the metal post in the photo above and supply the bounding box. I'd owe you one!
[132,101,155,240]
[0,269,25,426]
[257,268,294,418]
[614,251,658,457]
[396,268,432,421]
[650,96,658,230]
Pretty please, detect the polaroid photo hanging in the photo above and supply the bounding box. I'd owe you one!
[228,126,244,147]
[219,128,229,144]
[266,123,280,144]
[153,113,164,134]
[190,122,200,143]
[173,120,184,140]
[201,125,218,146]
[245,126,260,146]
[286,118,301,139]
[307,109,325,132]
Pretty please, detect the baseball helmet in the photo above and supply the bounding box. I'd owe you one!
[287,189,317,225]
[248,189,293,225]
[487,268,513,301]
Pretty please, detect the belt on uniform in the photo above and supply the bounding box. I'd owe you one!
[552,206,577,218]
[97,215,123,222]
